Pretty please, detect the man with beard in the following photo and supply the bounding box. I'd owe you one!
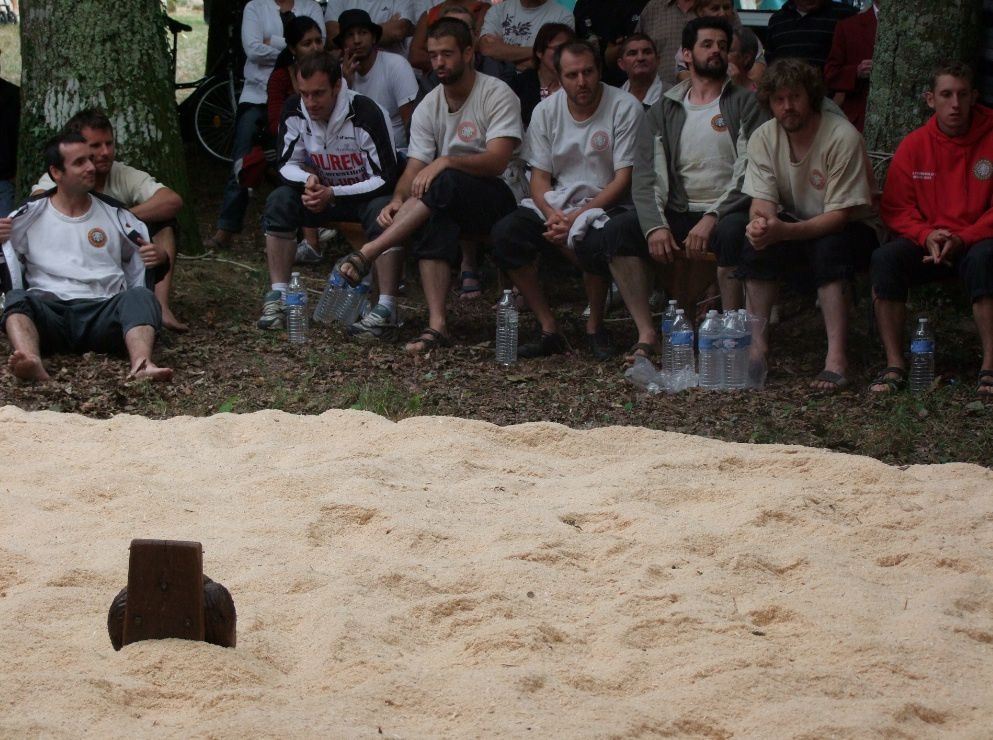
[338,18,521,351]
[741,57,880,391]
[337,9,419,151]
[489,39,644,360]
[618,33,663,108]
[615,16,760,360]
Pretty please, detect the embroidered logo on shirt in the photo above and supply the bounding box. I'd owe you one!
[711,114,727,132]
[809,169,827,190]
[457,121,478,143]
[590,130,610,151]
[973,158,993,180]
[912,171,936,180]
[88,228,108,248]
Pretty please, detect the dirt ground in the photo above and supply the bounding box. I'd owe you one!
[1,150,990,467]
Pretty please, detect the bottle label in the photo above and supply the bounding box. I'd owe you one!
[285,292,305,307]
[699,336,721,351]
[911,339,935,354]
[329,272,346,289]
[661,319,675,334]
[671,331,693,346]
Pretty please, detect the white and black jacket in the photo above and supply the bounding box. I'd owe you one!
[277,83,400,202]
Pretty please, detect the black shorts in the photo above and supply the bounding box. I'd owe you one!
[871,237,993,303]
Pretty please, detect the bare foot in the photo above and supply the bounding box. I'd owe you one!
[8,350,50,381]
[128,359,174,382]
[161,308,189,333]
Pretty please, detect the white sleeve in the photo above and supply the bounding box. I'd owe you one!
[242,3,283,64]
[324,0,345,23]
[483,83,523,144]
[278,118,312,184]
[481,4,505,37]
[406,102,438,164]
[393,0,416,23]
[390,56,419,107]
[2,240,22,291]
[611,97,643,171]
[118,211,150,290]
[523,105,552,172]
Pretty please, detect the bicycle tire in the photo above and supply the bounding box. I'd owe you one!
[193,76,243,163]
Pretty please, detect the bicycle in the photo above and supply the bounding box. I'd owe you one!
[167,10,245,163]
[0,0,17,25]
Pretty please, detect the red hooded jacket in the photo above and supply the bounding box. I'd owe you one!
[881,104,993,247]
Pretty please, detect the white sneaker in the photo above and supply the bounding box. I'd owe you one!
[347,304,399,341]
[295,240,322,264]
[317,227,337,246]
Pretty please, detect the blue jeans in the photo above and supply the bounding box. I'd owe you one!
[0,179,15,216]
[216,102,265,233]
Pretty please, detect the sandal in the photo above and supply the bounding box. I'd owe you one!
[811,369,849,392]
[404,327,451,354]
[869,366,907,394]
[459,271,483,299]
[978,369,993,396]
[624,342,661,366]
[339,251,371,286]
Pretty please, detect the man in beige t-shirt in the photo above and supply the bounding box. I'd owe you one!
[742,58,880,391]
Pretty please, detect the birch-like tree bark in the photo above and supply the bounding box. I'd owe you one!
[17,0,199,247]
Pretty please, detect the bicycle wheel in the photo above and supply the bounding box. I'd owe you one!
[194,76,243,163]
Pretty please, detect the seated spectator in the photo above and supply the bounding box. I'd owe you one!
[338,18,522,352]
[490,39,644,360]
[1,133,172,383]
[729,27,760,90]
[267,15,326,264]
[337,9,419,152]
[419,4,510,95]
[479,0,574,73]
[573,0,648,87]
[764,0,856,73]
[618,33,663,108]
[31,110,186,332]
[620,17,758,359]
[325,0,416,56]
[675,0,766,85]
[823,0,878,131]
[258,51,402,338]
[0,49,18,217]
[870,63,993,395]
[510,22,576,127]
[409,0,492,74]
[741,58,881,391]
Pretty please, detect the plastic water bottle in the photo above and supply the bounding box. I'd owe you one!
[335,272,372,327]
[698,310,723,390]
[660,299,678,373]
[495,289,519,365]
[670,309,696,389]
[286,272,308,343]
[723,309,750,390]
[909,317,934,393]
[313,268,348,325]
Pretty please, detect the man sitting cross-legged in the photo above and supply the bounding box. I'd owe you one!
[258,50,401,338]
[31,109,186,332]
[1,132,171,382]
[338,17,522,352]
[490,39,644,360]
[620,16,760,360]
[870,62,993,395]
[741,57,882,391]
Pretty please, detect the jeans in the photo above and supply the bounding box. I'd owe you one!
[216,103,266,233]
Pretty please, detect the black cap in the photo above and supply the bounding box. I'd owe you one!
[334,9,383,48]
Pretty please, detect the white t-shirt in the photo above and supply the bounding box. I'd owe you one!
[350,51,419,149]
[33,162,165,207]
[241,0,326,105]
[17,197,143,300]
[480,0,574,48]
[326,0,416,54]
[676,93,735,210]
[407,72,522,162]
[521,84,642,215]
[621,76,664,108]
[744,110,881,237]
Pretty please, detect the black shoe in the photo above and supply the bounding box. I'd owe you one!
[518,331,570,358]
[585,327,615,361]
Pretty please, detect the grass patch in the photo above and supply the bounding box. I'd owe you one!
[343,380,423,420]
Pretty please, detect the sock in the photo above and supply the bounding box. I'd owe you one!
[378,295,397,320]
[271,282,288,297]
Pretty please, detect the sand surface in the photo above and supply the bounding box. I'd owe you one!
[0,405,991,738]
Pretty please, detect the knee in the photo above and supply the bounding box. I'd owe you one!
[421,169,463,209]
[263,186,301,236]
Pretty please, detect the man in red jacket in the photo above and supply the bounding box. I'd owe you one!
[871,62,993,395]
[823,0,877,131]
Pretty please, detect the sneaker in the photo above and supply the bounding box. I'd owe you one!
[317,227,337,246]
[518,331,569,359]
[585,327,616,361]
[295,240,323,264]
[347,303,399,341]
[581,282,623,319]
[256,290,285,330]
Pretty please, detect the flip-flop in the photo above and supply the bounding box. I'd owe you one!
[869,366,907,393]
[339,252,371,286]
[459,271,483,299]
[404,327,451,354]
[811,369,849,391]
[623,342,661,366]
[978,369,993,396]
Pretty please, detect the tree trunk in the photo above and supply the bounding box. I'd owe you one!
[17,0,200,251]
[864,0,983,155]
